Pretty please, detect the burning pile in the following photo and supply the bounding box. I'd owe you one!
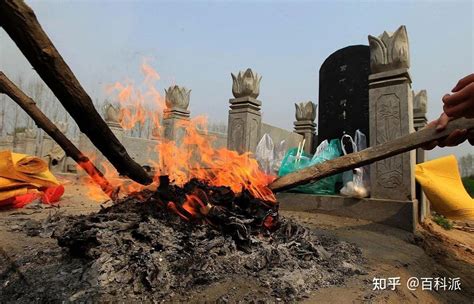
[2,64,363,301]
[0,7,364,301]
[45,176,365,302]
[153,176,278,236]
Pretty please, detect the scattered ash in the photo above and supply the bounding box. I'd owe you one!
[1,178,364,302]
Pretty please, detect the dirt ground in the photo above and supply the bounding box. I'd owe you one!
[1,181,473,303]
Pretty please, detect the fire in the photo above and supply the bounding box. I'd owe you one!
[81,62,276,210]
[77,154,147,201]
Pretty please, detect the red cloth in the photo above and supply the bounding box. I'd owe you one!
[0,185,64,208]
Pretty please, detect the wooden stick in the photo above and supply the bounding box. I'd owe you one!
[0,71,119,200]
[269,117,474,193]
[0,0,151,185]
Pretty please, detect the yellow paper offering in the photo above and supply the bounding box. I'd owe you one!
[415,155,474,220]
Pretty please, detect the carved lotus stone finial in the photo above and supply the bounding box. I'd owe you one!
[413,90,427,115]
[295,101,317,121]
[368,25,410,73]
[25,128,37,139]
[231,68,262,98]
[16,132,26,141]
[56,121,68,134]
[165,85,191,111]
[103,103,121,123]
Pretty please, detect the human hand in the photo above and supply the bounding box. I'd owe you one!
[423,113,470,150]
[442,73,474,119]
[423,73,474,150]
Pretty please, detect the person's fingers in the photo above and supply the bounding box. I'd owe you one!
[452,73,474,92]
[425,130,465,149]
[442,129,467,147]
[425,119,437,129]
[424,113,449,132]
[444,100,471,118]
[435,112,451,130]
[443,82,474,106]
[442,93,451,100]
[422,140,438,150]
[442,93,464,107]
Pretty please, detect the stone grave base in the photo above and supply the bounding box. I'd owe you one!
[277,192,418,233]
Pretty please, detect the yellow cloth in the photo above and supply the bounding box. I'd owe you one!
[415,155,474,220]
[0,150,60,201]
[14,154,48,174]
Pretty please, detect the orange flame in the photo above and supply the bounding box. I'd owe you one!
[81,62,276,207]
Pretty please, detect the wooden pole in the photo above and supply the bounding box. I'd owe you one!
[269,118,474,193]
[0,71,119,201]
[0,0,151,185]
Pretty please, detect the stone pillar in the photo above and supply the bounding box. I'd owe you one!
[40,133,53,159]
[368,25,416,204]
[150,123,160,141]
[104,103,124,143]
[13,132,26,153]
[413,90,429,221]
[162,85,191,145]
[227,68,262,154]
[76,103,125,174]
[413,90,428,132]
[24,128,37,155]
[50,122,68,172]
[293,101,317,154]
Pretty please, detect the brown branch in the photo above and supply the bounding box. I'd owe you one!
[0,0,151,185]
[0,71,119,201]
[269,118,474,193]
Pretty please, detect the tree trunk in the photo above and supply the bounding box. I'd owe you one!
[0,0,151,185]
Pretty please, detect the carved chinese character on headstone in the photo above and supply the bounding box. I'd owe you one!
[318,45,370,145]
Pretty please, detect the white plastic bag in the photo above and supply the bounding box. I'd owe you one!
[312,139,329,161]
[340,134,357,188]
[340,130,370,198]
[255,133,274,175]
[272,139,287,175]
[355,129,370,192]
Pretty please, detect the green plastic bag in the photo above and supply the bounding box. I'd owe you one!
[278,139,342,194]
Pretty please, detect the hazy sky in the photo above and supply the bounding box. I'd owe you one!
[1,0,473,159]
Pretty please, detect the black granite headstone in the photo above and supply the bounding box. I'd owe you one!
[318,45,370,146]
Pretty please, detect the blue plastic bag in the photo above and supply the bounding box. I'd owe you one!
[278,139,342,194]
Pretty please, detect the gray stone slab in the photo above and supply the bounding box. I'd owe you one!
[261,123,302,150]
[277,192,417,232]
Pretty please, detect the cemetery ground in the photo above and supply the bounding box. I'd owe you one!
[0,178,472,303]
